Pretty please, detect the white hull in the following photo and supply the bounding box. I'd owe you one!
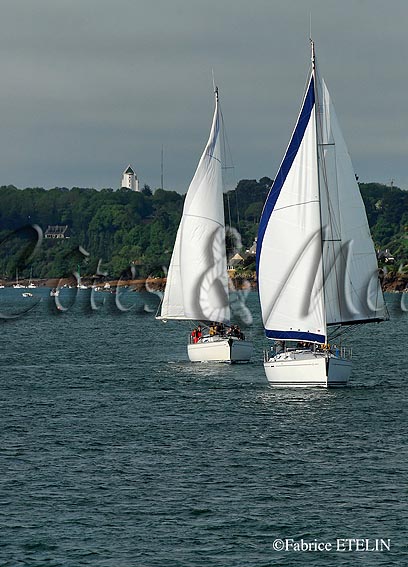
[188,337,253,363]
[264,350,352,388]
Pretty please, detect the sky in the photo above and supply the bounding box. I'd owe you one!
[0,0,407,193]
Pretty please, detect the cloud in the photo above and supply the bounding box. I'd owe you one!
[0,0,407,191]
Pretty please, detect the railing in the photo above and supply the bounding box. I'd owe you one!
[263,343,353,362]
[189,333,231,345]
[337,346,353,360]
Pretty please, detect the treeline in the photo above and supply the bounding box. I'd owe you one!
[359,183,408,265]
[0,179,406,279]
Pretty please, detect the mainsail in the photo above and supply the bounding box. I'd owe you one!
[257,44,385,344]
[158,89,230,324]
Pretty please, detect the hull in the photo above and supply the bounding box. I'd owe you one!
[264,350,352,388]
[188,337,253,363]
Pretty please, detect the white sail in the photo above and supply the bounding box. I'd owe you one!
[159,91,230,323]
[257,47,385,344]
[257,76,326,343]
[316,77,385,324]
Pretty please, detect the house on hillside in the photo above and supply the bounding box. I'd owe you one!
[245,237,257,256]
[228,238,258,277]
[228,253,244,271]
[44,225,69,239]
[377,248,395,264]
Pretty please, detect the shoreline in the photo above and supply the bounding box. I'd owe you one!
[0,273,406,293]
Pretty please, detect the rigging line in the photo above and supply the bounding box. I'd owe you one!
[219,106,235,174]
[219,104,241,233]
[314,64,342,245]
[314,62,344,316]
[234,184,241,234]
[205,151,221,164]
[226,193,233,230]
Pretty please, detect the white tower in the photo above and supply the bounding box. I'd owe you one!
[121,165,140,191]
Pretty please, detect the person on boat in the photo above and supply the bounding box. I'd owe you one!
[216,322,224,335]
[209,323,217,336]
[191,328,196,343]
[196,325,202,342]
[276,340,285,354]
[226,325,242,340]
[191,328,198,344]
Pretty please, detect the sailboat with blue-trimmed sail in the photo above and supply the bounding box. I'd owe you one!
[256,41,386,387]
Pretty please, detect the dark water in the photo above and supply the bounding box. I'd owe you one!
[1,288,407,566]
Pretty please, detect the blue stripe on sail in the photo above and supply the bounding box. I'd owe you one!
[256,76,315,277]
[265,329,325,343]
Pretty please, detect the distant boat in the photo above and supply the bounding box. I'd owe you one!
[76,265,87,289]
[28,268,37,288]
[22,292,33,298]
[257,41,386,387]
[50,288,59,297]
[157,85,253,363]
[13,269,25,289]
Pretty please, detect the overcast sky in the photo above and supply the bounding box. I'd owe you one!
[0,0,406,192]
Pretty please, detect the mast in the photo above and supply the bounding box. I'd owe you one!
[310,37,315,72]
[310,38,328,343]
[160,144,164,191]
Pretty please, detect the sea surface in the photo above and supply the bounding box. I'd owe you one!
[0,288,407,566]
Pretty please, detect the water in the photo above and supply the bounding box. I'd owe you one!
[0,289,407,566]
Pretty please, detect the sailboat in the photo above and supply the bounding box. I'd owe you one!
[157,86,253,363]
[257,41,386,387]
[28,268,37,289]
[77,265,87,289]
[13,269,25,289]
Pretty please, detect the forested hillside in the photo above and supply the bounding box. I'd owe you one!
[359,183,408,266]
[0,180,406,280]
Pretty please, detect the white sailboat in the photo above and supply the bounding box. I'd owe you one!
[13,269,25,289]
[157,86,253,363]
[76,265,87,289]
[28,268,37,288]
[257,41,386,387]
